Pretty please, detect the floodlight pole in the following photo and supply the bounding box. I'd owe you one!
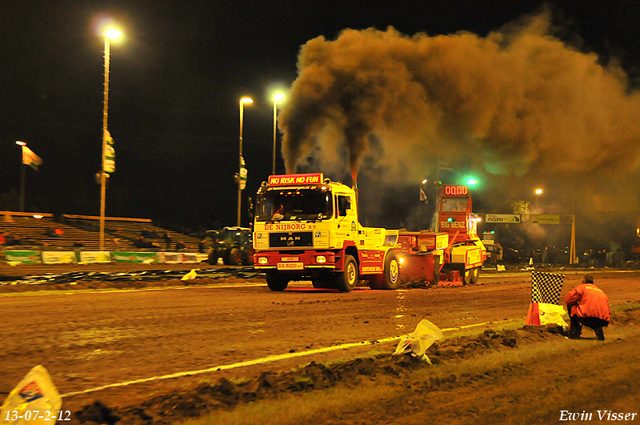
[99,37,112,251]
[238,100,245,227]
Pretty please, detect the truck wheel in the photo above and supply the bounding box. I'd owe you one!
[470,267,480,284]
[334,255,358,292]
[463,267,473,285]
[266,271,289,291]
[368,252,400,290]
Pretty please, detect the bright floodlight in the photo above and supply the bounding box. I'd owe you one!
[16,141,26,146]
[274,93,284,102]
[535,188,543,195]
[240,97,253,104]
[421,179,428,184]
[105,28,122,40]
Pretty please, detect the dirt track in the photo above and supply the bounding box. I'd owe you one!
[1,266,640,424]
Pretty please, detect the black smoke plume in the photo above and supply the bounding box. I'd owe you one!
[280,13,640,179]
[278,12,640,252]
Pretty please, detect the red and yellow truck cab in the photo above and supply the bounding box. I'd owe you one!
[253,173,400,292]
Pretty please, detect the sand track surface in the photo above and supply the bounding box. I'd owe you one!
[1,266,639,424]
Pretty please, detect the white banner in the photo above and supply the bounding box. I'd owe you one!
[42,251,77,264]
[182,253,208,263]
[158,252,183,264]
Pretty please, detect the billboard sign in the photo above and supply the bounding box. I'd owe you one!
[522,214,561,224]
[485,214,521,224]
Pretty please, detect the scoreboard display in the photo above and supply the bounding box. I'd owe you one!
[442,185,469,196]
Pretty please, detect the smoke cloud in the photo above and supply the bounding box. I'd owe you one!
[278,12,640,252]
[279,13,640,181]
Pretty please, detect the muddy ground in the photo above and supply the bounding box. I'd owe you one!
[1,264,639,424]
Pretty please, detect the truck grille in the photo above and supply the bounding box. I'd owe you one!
[269,232,313,248]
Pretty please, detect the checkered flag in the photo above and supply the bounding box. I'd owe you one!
[531,271,565,305]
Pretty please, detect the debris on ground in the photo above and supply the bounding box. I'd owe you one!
[393,319,443,363]
[67,324,568,425]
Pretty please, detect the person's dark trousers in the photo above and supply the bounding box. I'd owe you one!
[569,315,582,338]
[567,303,581,337]
[567,308,608,340]
[579,316,608,341]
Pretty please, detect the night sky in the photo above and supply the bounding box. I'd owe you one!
[1,0,639,243]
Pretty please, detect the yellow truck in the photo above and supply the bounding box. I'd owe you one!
[253,173,399,292]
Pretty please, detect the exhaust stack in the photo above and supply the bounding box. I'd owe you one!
[351,168,358,209]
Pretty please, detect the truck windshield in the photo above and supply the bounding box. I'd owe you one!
[255,187,333,221]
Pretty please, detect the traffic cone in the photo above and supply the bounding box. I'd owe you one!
[525,302,540,326]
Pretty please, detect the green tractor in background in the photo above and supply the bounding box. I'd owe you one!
[206,226,254,266]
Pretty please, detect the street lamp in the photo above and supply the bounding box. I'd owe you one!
[237,97,253,226]
[99,27,121,251]
[272,92,284,175]
[16,141,26,212]
[535,188,543,210]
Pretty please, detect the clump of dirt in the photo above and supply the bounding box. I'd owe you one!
[611,302,640,325]
[69,324,567,425]
[74,401,121,425]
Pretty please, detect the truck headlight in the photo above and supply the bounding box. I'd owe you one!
[257,257,269,265]
[316,255,327,264]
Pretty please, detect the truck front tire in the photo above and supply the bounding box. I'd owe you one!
[335,255,358,292]
[266,271,289,291]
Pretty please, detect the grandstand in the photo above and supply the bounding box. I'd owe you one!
[0,211,203,252]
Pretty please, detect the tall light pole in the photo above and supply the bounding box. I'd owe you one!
[272,93,284,175]
[238,97,253,226]
[535,188,543,210]
[99,27,122,251]
[16,141,26,212]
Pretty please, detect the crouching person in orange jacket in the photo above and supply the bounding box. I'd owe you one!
[565,274,611,341]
